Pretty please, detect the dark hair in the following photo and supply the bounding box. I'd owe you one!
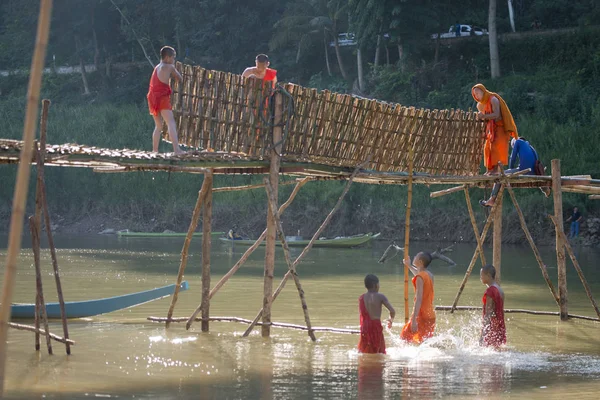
[160,46,176,59]
[481,264,496,279]
[256,54,269,63]
[416,252,432,268]
[364,274,379,290]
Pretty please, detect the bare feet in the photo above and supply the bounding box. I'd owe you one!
[540,187,552,198]
[479,198,495,208]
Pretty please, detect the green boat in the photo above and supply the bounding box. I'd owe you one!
[219,232,380,248]
[117,231,225,238]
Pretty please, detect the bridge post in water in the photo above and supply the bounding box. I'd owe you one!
[552,159,568,320]
[262,91,283,338]
[492,187,504,283]
[201,170,214,332]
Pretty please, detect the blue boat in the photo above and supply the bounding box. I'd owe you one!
[11,281,189,319]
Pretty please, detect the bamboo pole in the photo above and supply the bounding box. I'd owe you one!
[549,215,600,319]
[165,178,211,327]
[0,0,53,392]
[149,316,360,334]
[185,178,310,330]
[264,178,316,341]
[39,177,70,354]
[200,170,214,332]
[464,187,486,266]
[403,147,414,323]
[8,322,76,345]
[450,187,504,312]
[552,159,568,321]
[262,91,283,338]
[505,184,559,304]
[430,184,466,199]
[242,159,367,337]
[212,180,298,193]
[492,183,503,283]
[33,99,50,351]
[436,306,599,322]
[590,195,600,200]
[29,217,52,354]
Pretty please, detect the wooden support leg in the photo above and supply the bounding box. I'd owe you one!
[403,147,414,323]
[464,187,486,266]
[0,1,53,392]
[492,188,503,283]
[242,160,366,337]
[552,159,568,320]
[165,178,211,326]
[549,215,600,319]
[200,170,214,332]
[29,217,52,354]
[506,184,559,304]
[185,178,310,330]
[450,187,504,312]
[262,91,283,338]
[264,178,316,341]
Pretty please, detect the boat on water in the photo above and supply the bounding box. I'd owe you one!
[219,232,380,248]
[117,231,225,238]
[11,281,189,319]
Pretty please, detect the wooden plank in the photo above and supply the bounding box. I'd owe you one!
[552,159,568,321]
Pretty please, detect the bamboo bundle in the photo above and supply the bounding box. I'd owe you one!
[166,63,485,175]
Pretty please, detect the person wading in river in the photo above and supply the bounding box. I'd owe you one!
[358,274,396,354]
[400,252,436,344]
[479,264,506,348]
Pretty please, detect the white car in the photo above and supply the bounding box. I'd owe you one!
[431,25,488,39]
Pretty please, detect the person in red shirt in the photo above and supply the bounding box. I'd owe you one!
[480,264,506,348]
[242,54,277,86]
[147,46,184,154]
[358,274,396,354]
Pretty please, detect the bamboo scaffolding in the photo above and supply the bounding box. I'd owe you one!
[450,186,504,312]
[212,180,298,193]
[264,178,317,341]
[165,177,211,327]
[200,170,214,332]
[0,0,53,392]
[29,217,52,354]
[464,188,486,266]
[148,316,360,334]
[242,160,367,337]
[435,306,599,322]
[590,195,600,200]
[185,178,310,330]
[505,184,559,304]
[430,184,467,198]
[8,323,76,344]
[552,160,568,320]
[403,147,414,322]
[492,186,504,282]
[549,215,600,319]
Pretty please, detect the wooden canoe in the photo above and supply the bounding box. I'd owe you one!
[11,281,189,319]
[117,231,225,238]
[219,232,381,248]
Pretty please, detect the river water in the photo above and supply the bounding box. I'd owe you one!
[0,234,599,399]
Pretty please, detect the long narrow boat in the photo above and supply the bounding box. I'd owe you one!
[117,231,225,238]
[10,281,189,319]
[219,232,380,248]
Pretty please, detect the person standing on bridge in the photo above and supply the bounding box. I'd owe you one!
[472,84,519,175]
[242,54,277,86]
[147,46,184,155]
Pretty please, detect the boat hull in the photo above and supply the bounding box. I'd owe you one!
[219,233,380,248]
[11,281,189,319]
[118,231,224,238]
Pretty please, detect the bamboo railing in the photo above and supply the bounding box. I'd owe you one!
[169,63,486,176]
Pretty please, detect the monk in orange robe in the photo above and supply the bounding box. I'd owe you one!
[147,46,184,154]
[242,54,278,87]
[358,274,396,354]
[480,264,506,348]
[400,252,435,344]
[472,84,519,175]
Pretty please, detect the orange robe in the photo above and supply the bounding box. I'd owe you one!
[358,294,386,354]
[482,286,506,348]
[147,68,172,116]
[400,271,435,344]
[472,83,518,171]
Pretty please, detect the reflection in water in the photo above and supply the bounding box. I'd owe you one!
[1,236,600,398]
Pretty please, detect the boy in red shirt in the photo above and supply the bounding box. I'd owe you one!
[147,46,184,154]
[480,264,506,348]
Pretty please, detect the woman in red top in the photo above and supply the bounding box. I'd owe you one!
[480,264,506,348]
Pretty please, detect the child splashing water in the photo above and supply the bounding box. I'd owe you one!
[480,264,506,348]
[400,253,436,344]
